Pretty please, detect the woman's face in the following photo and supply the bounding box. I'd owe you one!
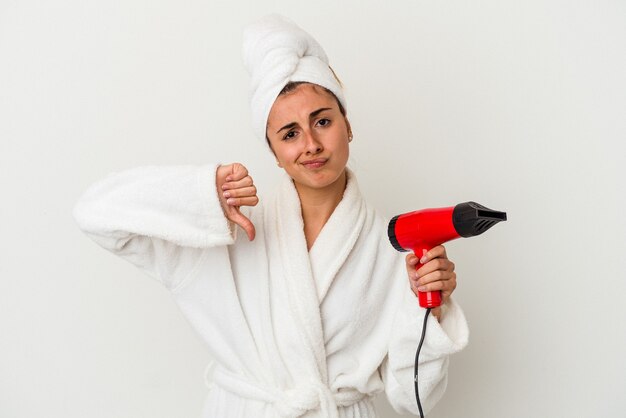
[266,83,351,194]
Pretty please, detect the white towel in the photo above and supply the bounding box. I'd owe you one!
[242,14,347,142]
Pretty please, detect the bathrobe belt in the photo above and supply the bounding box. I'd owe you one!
[212,366,366,418]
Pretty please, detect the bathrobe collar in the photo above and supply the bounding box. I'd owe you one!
[270,168,367,385]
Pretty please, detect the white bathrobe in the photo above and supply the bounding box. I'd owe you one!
[72,164,469,418]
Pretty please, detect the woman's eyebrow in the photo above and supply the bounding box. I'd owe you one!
[309,107,332,119]
[276,108,333,134]
[277,122,297,134]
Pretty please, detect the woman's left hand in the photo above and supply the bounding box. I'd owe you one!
[406,245,457,321]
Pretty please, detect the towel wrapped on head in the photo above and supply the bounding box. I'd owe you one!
[242,14,347,143]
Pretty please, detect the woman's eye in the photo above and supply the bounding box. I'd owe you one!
[317,118,331,127]
[283,130,297,140]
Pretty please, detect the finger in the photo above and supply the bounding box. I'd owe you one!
[416,267,455,288]
[417,271,457,293]
[441,274,457,302]
[225,196,259,207]
[222,186,257,199]
[411,280,456,310]
[216,164,232,184]
[406,254,421,287]
[416,258,455,279]
[222,176,254,190]
[416,275,453,293]
[419,245,448,264]
[226,163,249,182]
[405,253,419,271]
[411,268,448,291]
[227,208,256,241]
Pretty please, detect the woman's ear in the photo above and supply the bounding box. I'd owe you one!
[345,118,353,142]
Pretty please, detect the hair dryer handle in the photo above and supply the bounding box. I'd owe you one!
[414,245,442,308]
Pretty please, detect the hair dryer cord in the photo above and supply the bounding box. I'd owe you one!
[415,307,431,418]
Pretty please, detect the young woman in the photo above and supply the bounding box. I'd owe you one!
[73,14,469,418]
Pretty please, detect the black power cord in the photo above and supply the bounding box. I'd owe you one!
[414,307,431,418]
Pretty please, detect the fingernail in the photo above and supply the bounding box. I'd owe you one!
[226,198,235,205]
[420,255,428,264]
[418,286,427,292]
[223,191,231,198]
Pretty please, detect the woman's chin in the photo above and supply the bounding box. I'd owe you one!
[292,167,346,192]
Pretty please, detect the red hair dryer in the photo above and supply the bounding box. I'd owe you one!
[388,201,507,308]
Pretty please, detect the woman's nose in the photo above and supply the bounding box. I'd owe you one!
[303,131,323,154]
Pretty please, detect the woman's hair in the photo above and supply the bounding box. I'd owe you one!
[278,81,346,116]
[265,81,347,146]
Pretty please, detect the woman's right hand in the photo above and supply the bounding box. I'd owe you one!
[216,163,259,241]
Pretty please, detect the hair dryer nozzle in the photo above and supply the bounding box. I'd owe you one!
[453,201,507,238]
[387,215,408,252]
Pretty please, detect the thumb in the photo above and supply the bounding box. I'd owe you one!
[226,205,256,241]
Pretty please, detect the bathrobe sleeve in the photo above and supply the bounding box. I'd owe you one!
[72,164,235,291]
[380,282,469,415]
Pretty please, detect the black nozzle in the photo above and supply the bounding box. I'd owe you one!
[387,215,408,252]
[452,201,507,238]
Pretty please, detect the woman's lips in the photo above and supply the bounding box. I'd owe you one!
[301,158,328,169]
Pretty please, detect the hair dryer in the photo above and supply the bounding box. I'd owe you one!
[388,201,507,308]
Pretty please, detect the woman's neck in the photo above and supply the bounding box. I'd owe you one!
[294,170,348,251]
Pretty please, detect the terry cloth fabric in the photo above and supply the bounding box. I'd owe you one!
[72,165,469,417]
[242,14,347,143]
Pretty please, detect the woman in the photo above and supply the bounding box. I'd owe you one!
[73,14,469,418]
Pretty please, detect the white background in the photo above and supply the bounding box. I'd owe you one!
[1,1,625,417]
